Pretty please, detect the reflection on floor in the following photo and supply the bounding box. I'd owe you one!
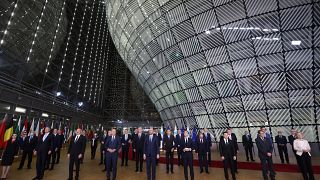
[7,147,320,180]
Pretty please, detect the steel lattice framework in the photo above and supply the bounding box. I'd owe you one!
[106,0,320,142]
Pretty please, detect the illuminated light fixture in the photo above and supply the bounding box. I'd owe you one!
[4,106,10,110]
[291,40,301,46]
[272,29,279,31]
[147,71,150,74]
[35,90,41,95]
[0,40,3,44]
[15,107,26,113]
[56,91,62,96]
[262,29,269,32]
[272,37,280,41]
[78,102,83,107]
[41,113,49,117]
[256,37,262,40]
[205,30,210,34]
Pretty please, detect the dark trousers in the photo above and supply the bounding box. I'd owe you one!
[165,151,174,172]
[100,149,105,164]
[121,149,129,165]
[183,152,194,180]
[45,154,51,169]
[56,148,61,163]
[177,149,183,166]
[245,147,254,161]
[278,146,289,163]
[260,156,275,180]
[207,150,211,165]
[91,146,97,159]
[36,152,47,178]
[297,152,315,180]
[69,155,80,180]
[146,156,156,180]
[223,157,236,180]
[19,150,33,168]
[50,151,57,169]
[198,152,208,172]
[106,153,118,180]
[132,148,136,160]
[136,150,143,171]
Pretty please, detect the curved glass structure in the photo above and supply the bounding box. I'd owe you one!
[106,0,320,141]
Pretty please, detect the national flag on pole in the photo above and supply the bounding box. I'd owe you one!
[50,121,54,129]
[21,116,28,133]
[59,121,62,130]
[4,117,13,142]
[35,120,40,137]
[29,118,35,135]
[0,114,8,149]
[14,116,21,134]
[174,124,177,136]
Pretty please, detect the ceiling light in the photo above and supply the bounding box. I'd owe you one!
[78,102,83,107]
[205,30,210,34]
[56,92,62,96]
[291,40,301,46]
[15,107,26,113]
[42,113,49,117]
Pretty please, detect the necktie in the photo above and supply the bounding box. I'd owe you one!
[93,139,95,146]
[75,136,78,142]
[226,139,228,144]
[149,136,152,142]
[185,138,187,144]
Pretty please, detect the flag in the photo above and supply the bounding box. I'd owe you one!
[35,120,39,137]
[4,117,14,142]
[59,121,62,130]
[174,124,177,136]
[29,118,35,135]
[14,116,21,134]
[50,121,54,129]
[21,116,28,133]
[0,114,8,148]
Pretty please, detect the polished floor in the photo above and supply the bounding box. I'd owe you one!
[8,147,320,180]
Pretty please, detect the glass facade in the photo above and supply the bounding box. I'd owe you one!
[106,0,320,142]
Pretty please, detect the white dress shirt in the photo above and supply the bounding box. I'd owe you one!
[293,139,311,156]
[43,133,49,141]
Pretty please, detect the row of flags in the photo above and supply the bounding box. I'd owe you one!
[0,114,98,149]
[161,125,198,142]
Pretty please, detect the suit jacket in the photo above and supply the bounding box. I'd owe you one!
[288,135,295,146]
[121,134,131,150]
[204,133,212,149]
[162,134,175,151]
[155,133,162,147]
[68,135,85,156]
[58,134,65,148]
[242,134,253,148]
[52,134,61,150]
[256,137,273,159]
[105,136,121,153]
[196,138,209,154]
[36,133,53,153]
[180,137,194,154]
[219,138,236,158]
[23,135,38,152]
[275,135,287,147]
[133,133,145,151]
[100,134,107,150]
[230,133,239,151]
[143,134,160,157]
[175,134,183,151]
[91,138,98,149]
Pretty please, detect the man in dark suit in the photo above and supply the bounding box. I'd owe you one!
[256,130,276,180]
[32,127,53,180]
[68,128,85,180]
[242,131,255,162]
[80,130,87,164]
[91,133,98,159]
[203,128,212,165]
[196,133,209,174]
[121,129,131,166]
[226,128,238,173]
[18,132,38,169]
[143,127,160,180]
[132,128,137,160]
[133,127,145,172]
[175,129,183,166]
[47,128,60,170]
[154,128,162,165]
[56,129,64,164]
[220,131,237,180]
[288,128,297,160]
[181,130,194,180]
[99,130,107,165]
[275,131,289,164]
[105,128,121,180]
[162,129,175,174]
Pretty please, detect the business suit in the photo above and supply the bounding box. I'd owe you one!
[68,135,85,180]
[196,138,209,173]
[18,135,38,169]
[175,134,183,166]
[132,133,137,160]
[275,135,289,164]
[229,133,238,173]
[105,136,121,180]
[288,135,298,159]
[163,134,175,173]
[100,134,107,164]
[219,138,236,180]
[204,133,212,165]
[91,137,98,159]
[56,134,64,164]
[144,134,160,180]
[180,137,194,180]
[155,133,162,165]
[133,133,145,172]
[80,135,87,163]
[256,136,275,180]
[35,133,53,179]
[121,134,131,166]
[47,133,60,169]
[242,134,254,161]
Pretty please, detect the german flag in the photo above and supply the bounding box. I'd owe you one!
[4,117,13,142]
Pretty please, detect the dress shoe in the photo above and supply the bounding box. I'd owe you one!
[200,170,203,174]
[99,162,103,165]
[135,170,138,173]
[171,171,174,174]
[17,167,22,170]
[28,167,32,169]
[32,177,39,180]
[102,169,106,172]
[251,159,255,162]
[206,171,210,174]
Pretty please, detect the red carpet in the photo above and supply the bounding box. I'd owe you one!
[123,147,320,174]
